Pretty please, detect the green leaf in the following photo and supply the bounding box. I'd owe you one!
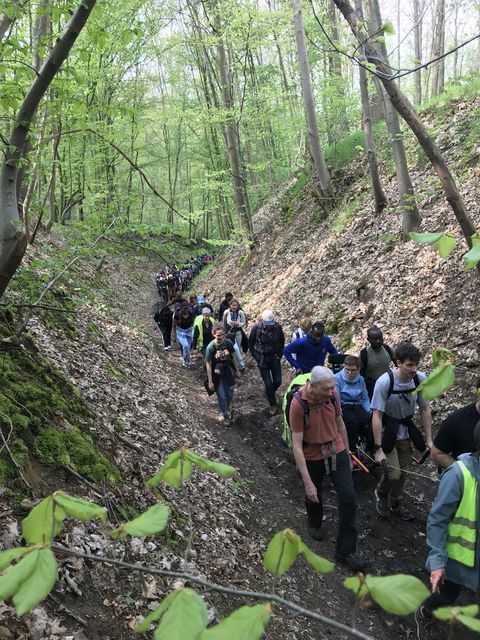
[0,550,37,601]
[13,549,57,615]
[0,548,30,571]
[434,604,479,621]
[22,497,66,544]
[436,234,456,258]
[146,450,191,489]
[382,20,395,35]
[153,588,208,639]
[136,590,179,632]
[299,542,334,573]
[111,504,169,539]
[463,234,480,271]
[201,604,271,639]
[53,492,107,524]
[343,576,370,598]
[409,231,443,245]
[457,613,480,631]
[431,347,453,368]
[263,529,300,576]
[414,364,456,401]
[185,451,238,478]
[366,575,429,615]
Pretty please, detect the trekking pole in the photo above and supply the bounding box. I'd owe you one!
[412,448,430,465]
[351,453,369,474]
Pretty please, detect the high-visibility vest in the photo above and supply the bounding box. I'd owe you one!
[446,460,477,567]
[193,315,214,350]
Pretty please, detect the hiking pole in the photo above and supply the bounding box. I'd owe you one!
[412,448,430,465]
[351,453,369,474]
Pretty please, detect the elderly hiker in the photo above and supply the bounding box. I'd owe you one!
[289,365,366,572]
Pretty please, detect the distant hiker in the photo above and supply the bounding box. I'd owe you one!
[283,322,338,374]
[172,291,187,312]
[155,272,168,302]
[291,317,312,343]
[223,298,246,372]
[359,326,395,399]
[415,420,480,627]
[194,295,214,317]
[289,366,366,571]
[173,303,195,368]
[205,323,241,425]
[192,308,215,357]
[334,355,371,454]
[249,310,285,415]
[188,293,198,313]
[154,301,173,351]
[430,386,480,469]
[217,292,233,321]
[167,272,177,301]
[372,342,433,521]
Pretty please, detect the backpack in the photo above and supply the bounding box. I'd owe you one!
[360,344,394,371]
[382,370,424,453]
[282,379,336,446]
[255,322,279,358]
[386,369,420,398]
[157,306,171,323]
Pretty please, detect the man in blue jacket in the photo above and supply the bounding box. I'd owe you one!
[334,355,371,453]
[283,322,338,374]
[416,419,480,626]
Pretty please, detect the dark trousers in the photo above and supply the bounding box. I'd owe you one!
[258,357,282,407]
[424,580,462,613]
[157,321,172,348]
[341,404,371,451]
[306,450,357,558]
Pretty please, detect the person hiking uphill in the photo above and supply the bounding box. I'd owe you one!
[173,302,195,368]
[359,326,395,399]
[205,323,241,426]
[416,419,480,628]
[372,342,433,521]
[289,366,366,572]
[249,310,285,415]
[217,292,233,321]
[223,298,246,372]
[283,322,337,374]
[154,300,173,351]
[334,355,371,454]
[192,308,215,357]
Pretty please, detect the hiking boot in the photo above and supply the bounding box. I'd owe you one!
[222,413,231,426]
[391,502,415,522]
[268,405,278,416]
[164,346,171,351]
[307,526,323,541]
[374,490,390,517]
[335,552,369,573]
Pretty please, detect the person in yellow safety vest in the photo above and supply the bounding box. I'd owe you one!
[192,308,215,357]
[415,419,480,626]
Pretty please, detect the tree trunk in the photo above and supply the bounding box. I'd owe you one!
[0,0,22,43]
[332,0,477,252]
[412,0,423,105]
[355,0,387,214]
[0,0,97,299]
[430,0,445,96]
[291,0,333,207]
[368,0,421,239]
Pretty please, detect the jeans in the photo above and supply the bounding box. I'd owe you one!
[176,326,193,365]
[216,377,234,415]
[305,450,357,558]
[233,332,245,369]
[258,357,282,407]
[377,438,412,502]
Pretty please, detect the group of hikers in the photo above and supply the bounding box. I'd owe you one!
[153,287,480,631]
[155,254,213,302]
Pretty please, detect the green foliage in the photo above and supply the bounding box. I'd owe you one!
[263,529,334,576]
[324,131,365,168]
[344,574,429,615]
[414,364,456,401]
[463,234,480,271]
[409,231,457,258]
[146,449,238,490]
[111,504,170,539]
[201,604,271,639]
[434,604,480,631]
[431,347,453,368]
[331,198,363,235]
[136,588,208,638]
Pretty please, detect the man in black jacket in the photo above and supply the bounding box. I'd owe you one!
[249,309,285,415]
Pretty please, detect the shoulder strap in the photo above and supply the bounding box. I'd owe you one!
[387,369,394,398]
[293,390,310,426]
[413,373,420,389]
[384,344,395,360]
[387,371,420,397]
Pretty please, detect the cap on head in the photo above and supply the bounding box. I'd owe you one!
[198,295,206,303]
[202,307,211,315]
[310,366,334,384]
[262,309,274,322]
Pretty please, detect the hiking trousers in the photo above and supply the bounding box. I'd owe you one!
[176,326,193,365]
[305,450,357,558]
[157,320,172,348]
[341,404,371,451]
[258,357,282,407]
[424,579,462,614]
[377,438,411,502]
[216,377,234,415]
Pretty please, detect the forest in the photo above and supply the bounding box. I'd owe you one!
[1,0,480,638]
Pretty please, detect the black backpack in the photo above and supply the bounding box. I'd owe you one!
[386,369,420,398]
[255,322,279,357]
[360,344,394,372]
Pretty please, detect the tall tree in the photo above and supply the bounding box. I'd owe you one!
[430,0,445,96]
[291,0,332,205]
[412,0,424,105]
